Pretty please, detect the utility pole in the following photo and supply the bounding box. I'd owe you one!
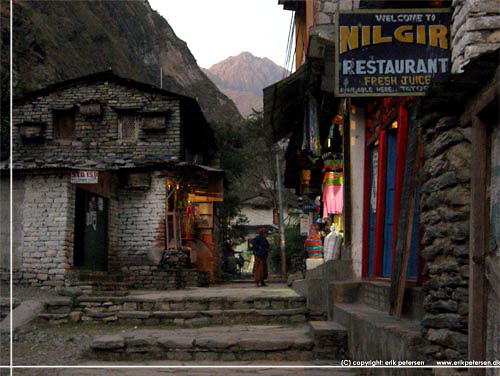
[276,150,286,277]
[160,67,163,89]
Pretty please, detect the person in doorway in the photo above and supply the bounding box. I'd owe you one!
[252,228,269,287]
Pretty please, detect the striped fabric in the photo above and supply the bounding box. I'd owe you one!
[306,238,323,258]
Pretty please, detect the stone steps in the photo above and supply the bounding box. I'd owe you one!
[37,307,309,326]
[87,324,334,362]
[308,320,347,360]
[38,292,308,326]
[0,297,19,321]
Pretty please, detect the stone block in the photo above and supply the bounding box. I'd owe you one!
[466,16,500,31]
[194,351,218,361]
[465,43,500,60]
[185,301,207,311]
[239,351,267,361]
[286,349,315,361]
[91,335,125,350]
[184,317,209,327]
[322,2,338,13]
[173,318,184,326]
[239,338,291,351]
[68,311,82,322]
[116,311,150,319]
[317,12,332,25]
[220,352,237,361]
[127,334,155,347]
[122,302,137,310]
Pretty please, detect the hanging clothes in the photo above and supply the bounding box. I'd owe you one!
[302,95,321,157]
[323,171,344,216]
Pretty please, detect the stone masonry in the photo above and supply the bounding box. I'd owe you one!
[11,79,182,170]
[419,116,471,362]
[451,0,500,73]
[3,72,214,288]
[15,174,75,287]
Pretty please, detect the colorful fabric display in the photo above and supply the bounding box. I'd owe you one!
[306,238,323,258]
[323,171,344,216]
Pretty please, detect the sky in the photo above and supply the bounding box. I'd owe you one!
[148,0,294,69]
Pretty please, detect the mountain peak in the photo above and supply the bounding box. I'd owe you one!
[205,53,288,117]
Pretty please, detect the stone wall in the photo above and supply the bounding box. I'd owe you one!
[12,80,182,170]
[11,174,76,287]
[419,116,471,362]
[117,172,166,274]
[487,123,499,374]
[451,0,500,73]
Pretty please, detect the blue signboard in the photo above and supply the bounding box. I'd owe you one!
[335,9,451,97]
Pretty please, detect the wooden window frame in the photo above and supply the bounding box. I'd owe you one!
[53,109,76,140]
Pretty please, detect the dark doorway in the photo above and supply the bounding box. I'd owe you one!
[74,188,108,271]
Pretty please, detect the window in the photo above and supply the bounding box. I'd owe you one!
[53,110,76,140]
[118,112,140,142]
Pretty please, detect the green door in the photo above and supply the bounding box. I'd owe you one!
[74,189,108,271]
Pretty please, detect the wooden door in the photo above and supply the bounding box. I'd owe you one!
[74,189,108,271]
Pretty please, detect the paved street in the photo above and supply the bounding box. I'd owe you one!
[8,364,357,376]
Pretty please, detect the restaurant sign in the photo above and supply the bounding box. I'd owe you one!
[335,9,451,97]
[70,170,98,184]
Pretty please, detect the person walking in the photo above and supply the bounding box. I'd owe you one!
[252,228,269,287]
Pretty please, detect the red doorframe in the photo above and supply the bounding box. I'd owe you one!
[390,105,409,269]
[362,145,371,278]
[373,130,388,278]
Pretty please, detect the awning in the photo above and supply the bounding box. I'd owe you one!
[263,62,310,142]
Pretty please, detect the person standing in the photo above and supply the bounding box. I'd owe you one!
[252,228,269,287]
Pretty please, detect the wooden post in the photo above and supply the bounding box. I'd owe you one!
[343,98,352,251]
[468,115,488,375]
[389,114,420,317]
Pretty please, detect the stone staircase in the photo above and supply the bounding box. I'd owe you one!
[34,286,349,363]
[65,270,129,296]
[87,321,348,362]
[0,297,19,322]
[38,290,309,327]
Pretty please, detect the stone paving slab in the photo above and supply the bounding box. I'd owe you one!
[88,325,320,362]
[22,363,357,376]
[125,286,303,301]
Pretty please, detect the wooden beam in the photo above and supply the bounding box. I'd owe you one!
[343,99,352,249]
[362,143,371,279]
[468,115,488,374]
[391,104,409,269]
[389,116,420,317]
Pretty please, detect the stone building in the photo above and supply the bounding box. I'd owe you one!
[416,0,499,371]
[265,0,498,374]
[1,70,224,290]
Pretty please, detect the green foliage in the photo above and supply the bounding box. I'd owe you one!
[213,121,250,245]
[269,225,305,274]
[213,112,298,252]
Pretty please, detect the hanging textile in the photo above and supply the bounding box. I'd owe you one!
[308,96,321,157]
[302,95,321,157]
[322,171,344,216]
